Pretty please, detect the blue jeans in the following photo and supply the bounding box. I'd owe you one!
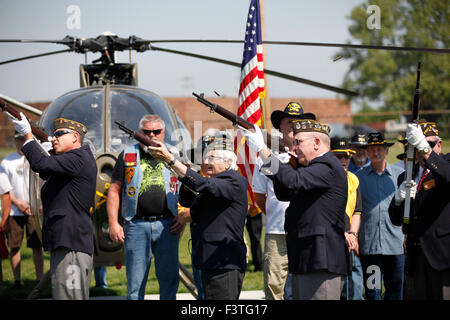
[191,253,205,300]
[284,272,293,300]
[94,266,108,288]
[124,218,180,300]
[360,254,404,300]
[351,252,364,300]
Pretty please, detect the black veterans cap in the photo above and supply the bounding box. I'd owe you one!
[350,133,368,147]
[331,137,356,157]
[270,102,316,129]
[292,119,330,136]
[205,136,234,153]
[54,118,88,137]
[417,119,439,137]
[367,132,394,147]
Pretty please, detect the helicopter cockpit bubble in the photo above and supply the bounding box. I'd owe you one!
[28,84,193,266]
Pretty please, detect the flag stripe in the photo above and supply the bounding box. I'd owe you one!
[235,0,264,217]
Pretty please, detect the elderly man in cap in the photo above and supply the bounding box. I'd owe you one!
[389,120,450,300]
[243,118,349,300]
[252,102,314,300]
[348,133,371,173]
[330,137,364,300]
[8,114,97,300]
[148,135,248,300]
[356,131,404,300]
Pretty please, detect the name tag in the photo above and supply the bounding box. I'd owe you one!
[423,179,435,190]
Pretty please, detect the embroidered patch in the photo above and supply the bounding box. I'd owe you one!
[125,167,135,184]
[124,153,137,167]
[423,179,435,190]
[127,186,136,198]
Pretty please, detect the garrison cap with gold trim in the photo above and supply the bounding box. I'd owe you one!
[54,118,88,137]
[367,131,394,147]
[292,119,331,136]
[204,136,234,153]
[418,119,439,137]
[331,137,356,156]
[270,101,316,129]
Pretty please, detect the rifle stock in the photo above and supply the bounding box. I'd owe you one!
[0,98,49,142]
[404,61,421,224]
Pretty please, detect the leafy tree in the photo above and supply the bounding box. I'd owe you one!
[340,0,449,135]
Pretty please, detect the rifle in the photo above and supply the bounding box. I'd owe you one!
[114,121,158,148]
[192,92,288,153]
[1,98,52,156]
[115,121,199,195]
[403,61,421,224]
[0,98,49,143]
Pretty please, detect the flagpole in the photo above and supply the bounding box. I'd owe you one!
[260,0,272,131]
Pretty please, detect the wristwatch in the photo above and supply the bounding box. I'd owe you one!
[420,146,430,155]
[167,157,176,166]
[348,232,358,238]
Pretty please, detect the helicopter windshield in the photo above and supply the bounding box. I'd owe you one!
[38,85,192,157]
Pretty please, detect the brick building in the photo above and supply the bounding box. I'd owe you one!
[0,97,351,148]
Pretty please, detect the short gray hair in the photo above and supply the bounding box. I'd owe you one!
[139,114,165,130]
[207,149,238,171]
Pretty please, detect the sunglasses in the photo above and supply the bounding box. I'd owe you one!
[428,140,438,148]
[142,129,163,135]
[335,153,350,160]
[53,130,74,138]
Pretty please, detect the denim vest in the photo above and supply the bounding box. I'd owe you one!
[121,144,179,221]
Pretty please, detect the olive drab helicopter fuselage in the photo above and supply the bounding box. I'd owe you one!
[28,62,193,268]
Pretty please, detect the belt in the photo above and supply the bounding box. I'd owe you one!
[132,215,166,222]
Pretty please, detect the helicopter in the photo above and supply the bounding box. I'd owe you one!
[0,29,448,300]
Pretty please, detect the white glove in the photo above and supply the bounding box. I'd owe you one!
[7,112,31,135]
[406,123,429,152]
[278,152,291,164]
[395,180,417,205]
[240,124,266,153]
[41,141,53,152]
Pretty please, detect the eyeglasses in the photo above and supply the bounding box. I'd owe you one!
[142,129,163,135]
[205,155,226,163]
[53,130,74,138]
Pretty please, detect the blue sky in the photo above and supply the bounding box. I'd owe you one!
[0,0,365,105]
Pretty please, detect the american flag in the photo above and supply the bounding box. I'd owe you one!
[235,0,265,216]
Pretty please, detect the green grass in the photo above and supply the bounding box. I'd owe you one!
[0,224,264,299]
[1,138,449,299]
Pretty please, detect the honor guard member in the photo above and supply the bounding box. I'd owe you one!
[8,114,96,300]
[253,101,315,300]
[356,131,405,300]
[348,133,371,173]
[389,120,450,299]
[243,118,349,300]
[148,136,248,300]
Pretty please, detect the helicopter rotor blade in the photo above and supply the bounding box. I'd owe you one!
[0,39,65,44]
[150,45,358,96]
[146,39,449,54]
[0,49,74,66]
